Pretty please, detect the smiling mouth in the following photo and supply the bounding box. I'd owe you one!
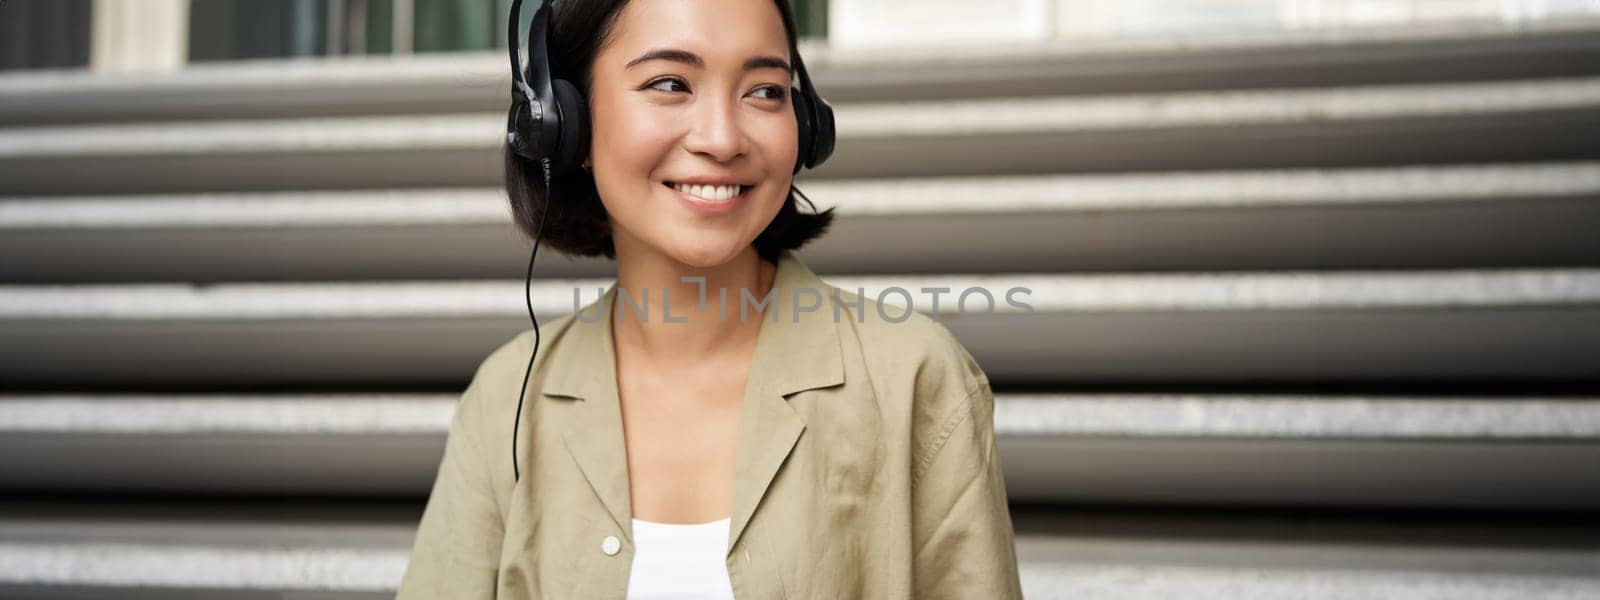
[664,181,751,204]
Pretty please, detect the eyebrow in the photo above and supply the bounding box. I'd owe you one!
[625,48,793,75]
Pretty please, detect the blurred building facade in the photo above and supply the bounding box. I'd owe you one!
[2,0,1600,598]
[2,0,829,71]
[8,0,1598,70]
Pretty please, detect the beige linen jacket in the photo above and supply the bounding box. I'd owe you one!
[397,249,1023,599]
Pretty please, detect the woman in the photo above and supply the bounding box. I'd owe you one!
[397,0,1023,597]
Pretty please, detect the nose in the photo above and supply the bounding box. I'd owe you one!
[680,93,747,164]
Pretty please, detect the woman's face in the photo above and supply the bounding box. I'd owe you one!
[587,0,798,269]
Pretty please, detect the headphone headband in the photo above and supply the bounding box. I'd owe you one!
[507,0,563,165]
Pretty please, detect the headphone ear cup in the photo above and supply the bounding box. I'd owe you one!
[791,85,815,175]
[506,96,538,161]
[808,94,835,168]
[551,78,591,174]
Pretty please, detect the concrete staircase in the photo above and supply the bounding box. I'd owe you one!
[3,17,1599,599]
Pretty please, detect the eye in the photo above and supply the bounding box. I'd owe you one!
[644,77,689,93]
[750,85,788,101]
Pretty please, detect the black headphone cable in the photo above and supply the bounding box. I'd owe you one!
[512,157,553,483]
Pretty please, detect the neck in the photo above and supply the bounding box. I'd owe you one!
[610,245,777,370]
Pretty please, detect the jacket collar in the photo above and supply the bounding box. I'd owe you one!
[540,249,844,556]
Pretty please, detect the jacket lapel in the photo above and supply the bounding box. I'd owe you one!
[726,250,845,556]
[539,250,845,554]
[542,282,633,540]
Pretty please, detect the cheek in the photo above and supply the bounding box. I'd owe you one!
[592,99,678,180]
[741,110,798,219]
[589,96,682,226]
[757,109,800,175]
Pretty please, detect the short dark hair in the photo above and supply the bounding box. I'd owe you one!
[505,0,834,264]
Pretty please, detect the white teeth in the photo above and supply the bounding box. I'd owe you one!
[673,182,741,203]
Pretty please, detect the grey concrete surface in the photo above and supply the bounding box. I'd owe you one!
[2,394,1597,505]
[1,502,1596,599]
[3,78,1598,193]
[4,162,1597,282]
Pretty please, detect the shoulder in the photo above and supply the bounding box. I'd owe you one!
[449,311,584,459]
[466,314,575,397]
[828,287,993,465]
[825,289,998,492]
[467,315,575,396]
[437,310,588,496]
[831,285,990,400]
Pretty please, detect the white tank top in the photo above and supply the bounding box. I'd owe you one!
[625,516,736,600]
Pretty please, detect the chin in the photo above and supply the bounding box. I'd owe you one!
[663,238,754,269]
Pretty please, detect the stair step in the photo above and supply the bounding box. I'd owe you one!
[2,269,1596,386]
[999,394,1600,508]
[4,393,1590,440]
[0,501,412,599]
[833,76,1600,177]
[818,17,1600,101]
[1010,506,1600,599]
[3,78,1597,194]
[2,393,1596,507]
[0,502,1594,599]
[0,394,452,496]
[4,162,1598,282]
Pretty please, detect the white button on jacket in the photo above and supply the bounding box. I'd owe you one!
[601,535,621,556]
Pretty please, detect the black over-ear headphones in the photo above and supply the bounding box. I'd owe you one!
[506,0,837,481]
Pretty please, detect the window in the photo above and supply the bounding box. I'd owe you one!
[0,0,92,71]
[187,0,503,62]
[186,0,828,63]
[796,0,828,38]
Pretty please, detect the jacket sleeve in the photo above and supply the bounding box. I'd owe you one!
[910,329,1025,599]
[396,374,505,599]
